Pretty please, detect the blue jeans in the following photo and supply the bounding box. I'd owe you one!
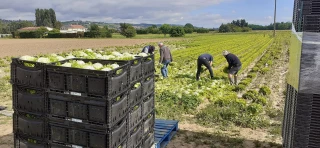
[161,60,171,77]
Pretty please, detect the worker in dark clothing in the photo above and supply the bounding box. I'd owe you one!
[141,45,155,54]
[196,53,214,81]
[222,50,242,85]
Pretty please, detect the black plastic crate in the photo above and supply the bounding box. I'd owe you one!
[49,139,128,148]
[11,58,47,88]
[129,82,143,108]
[12,85,47,115]
[48,116,128,148]
[129,102,143,131]
[47,59,130,98]
[48,90,129,128]
[14,134,48,148]
[128,124,143,148]
[142,75,154,98]
[143,93,155,119]
[13,111,47,140]
[143,111,155,136]
[141,54,155,77]
[142,131,154,148]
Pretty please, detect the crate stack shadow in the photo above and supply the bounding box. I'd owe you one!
[11,54,156,148]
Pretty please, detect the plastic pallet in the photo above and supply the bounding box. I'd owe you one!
[47,90,129,128]
[154,119,179,148]
[47,58,130,98]
[10,58,47,88]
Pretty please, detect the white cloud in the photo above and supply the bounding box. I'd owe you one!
[0,0,237,28]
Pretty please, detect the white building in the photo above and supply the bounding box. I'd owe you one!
[60,25,87,33]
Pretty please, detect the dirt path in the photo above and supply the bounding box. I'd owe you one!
[0,38,177,58]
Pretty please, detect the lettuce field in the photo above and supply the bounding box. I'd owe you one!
[0,31,291,148]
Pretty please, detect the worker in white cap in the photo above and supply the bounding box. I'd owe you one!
[222,50,242,85]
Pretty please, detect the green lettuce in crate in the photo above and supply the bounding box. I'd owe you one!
[57,60,122,72]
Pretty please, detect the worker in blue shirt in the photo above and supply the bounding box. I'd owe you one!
[196,53,214,81]
[223,50,242,85]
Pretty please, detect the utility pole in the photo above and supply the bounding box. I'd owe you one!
[273,0,277,37]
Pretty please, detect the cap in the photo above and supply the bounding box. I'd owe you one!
[222,50,229,56]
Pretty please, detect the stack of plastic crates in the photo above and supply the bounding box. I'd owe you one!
[11,54,156,148]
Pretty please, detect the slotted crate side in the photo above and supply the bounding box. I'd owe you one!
[14,134,48,148]
[47,59,130,98]
[128,123,143,148]
[48,115,128,148]
[128,81,143,108]
[10,58,47,88]
[129,102,143,131]
[49,139,128,148]
[143,111,155,137]
[142,131,155,148]
[12,85,47,115]
[47,90,129,128]
[142,75,155,98]
[143,93,155,119]
[142,54,155,77]
[13,111,48,141]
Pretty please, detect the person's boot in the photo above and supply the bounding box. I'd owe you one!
[234,76,238,85]
[228,77,234,85]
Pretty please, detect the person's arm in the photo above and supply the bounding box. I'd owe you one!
[226,57,232,69]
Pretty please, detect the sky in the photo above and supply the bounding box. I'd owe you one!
[0,0,294,28]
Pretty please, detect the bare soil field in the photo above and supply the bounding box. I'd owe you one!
[0,38,176,58]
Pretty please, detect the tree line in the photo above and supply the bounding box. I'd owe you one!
[218,19,292,33]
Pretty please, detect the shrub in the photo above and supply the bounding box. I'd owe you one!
[259,86,271,96]
[170,26,185,37]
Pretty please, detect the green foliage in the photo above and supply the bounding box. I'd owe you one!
[194,28,210,33]
[156,91,201,119]
[260,67,270,74]
[247,103,263,115]
[196,97,267,128]
[234,84,246,91]
[219,19,252,33]
[243,90,267,106]
[35,8,57,28]
[247,73,257,78]
[119,23,136,38]
[170,26,185,37]
[259,86,271,96]
[19,27,48,38]
[159,24,171,36]
[248,22,292,30]
[184,23,194,34]
[251,67,259,72]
